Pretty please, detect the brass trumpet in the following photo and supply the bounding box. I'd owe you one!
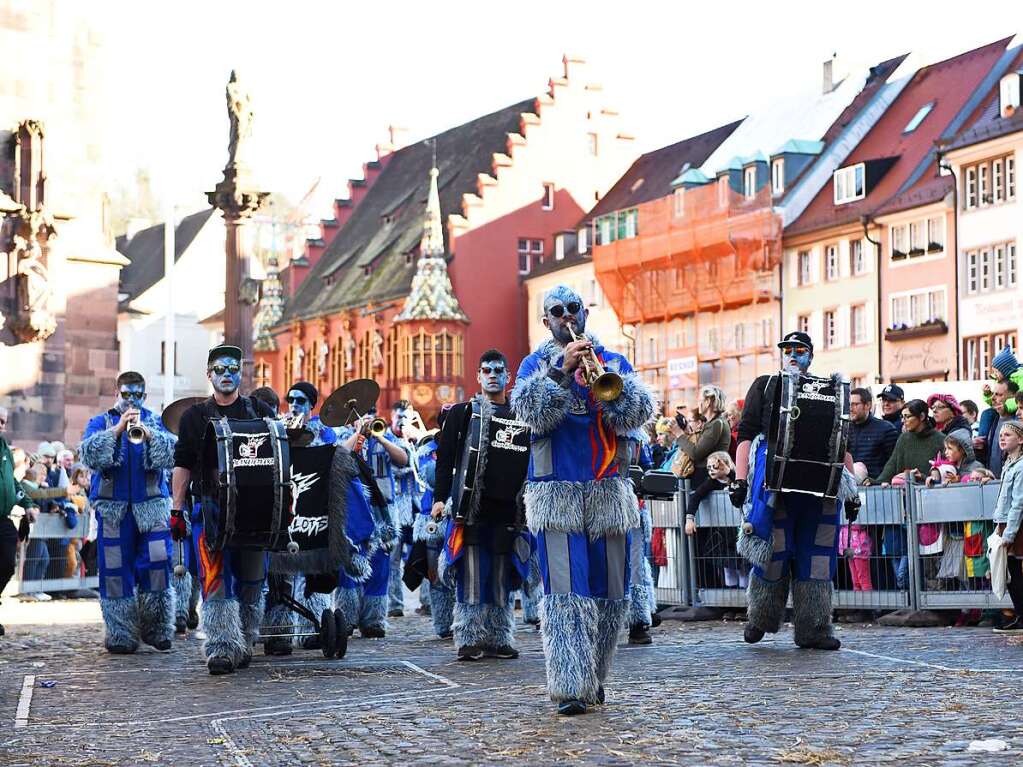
[567,325,623,402]
[366,417,388,437]
[127,414,147,445]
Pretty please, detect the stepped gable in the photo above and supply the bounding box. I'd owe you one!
[283,98,536,323]
[787,36,1012,236]
[115,209,215,306]
[583,120,743,223]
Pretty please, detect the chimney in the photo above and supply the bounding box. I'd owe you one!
[562,54,587,82]
[376,125,410,160]
[1000,72,1021,119]
[822,54,837,94]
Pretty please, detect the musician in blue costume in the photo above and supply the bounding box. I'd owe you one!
[434,349,531,661]
[386,401,417,617]
[80,372,177,654]
[263,381,337,655]
[511,286,655,716]
[334,408,408,637]
[624,429,658,645]
[731,331,859,651]
[170,345,277,674]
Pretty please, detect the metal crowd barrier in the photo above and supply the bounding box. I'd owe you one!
[2,510,98,598]
[646,478,1011,614]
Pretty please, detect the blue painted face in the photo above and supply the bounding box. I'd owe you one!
[286,389,312,418]
[208,355,241,395]
[478,360,509,395]
[543,285,587,345]
[781,345,812,374]
[116,383,146,413]
[391,407,407,435]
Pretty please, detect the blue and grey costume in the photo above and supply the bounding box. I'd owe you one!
[80,407,176,652]
[389,442,417,614]
[512,334,654,705]
[409,437,454,637]
[624,432,657,634]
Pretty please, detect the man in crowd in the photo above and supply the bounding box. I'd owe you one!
[877,384,905,429]
[79,371,177,653]
[847,388,898,481]
[170,345,278,674]
[1,406,37,638]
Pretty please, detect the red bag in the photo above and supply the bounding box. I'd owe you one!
[651,527,668,567]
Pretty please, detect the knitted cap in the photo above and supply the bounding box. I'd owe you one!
[992,347,1020,379]
[927,393,962,416]
[288,381,318,407]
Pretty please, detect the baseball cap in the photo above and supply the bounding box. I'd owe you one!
[777,331,813,352]
[877,384,905,402]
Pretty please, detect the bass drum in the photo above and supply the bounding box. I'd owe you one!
[765,372,850,498]
[200,417,292,551]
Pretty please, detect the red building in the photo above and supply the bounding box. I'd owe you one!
[255,57,635,422]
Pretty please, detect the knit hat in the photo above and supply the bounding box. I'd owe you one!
[992,347,1020,379]
[288,381,319,408]
[944,428,975,463]
[36,442,56,458]
[927,393,963,416]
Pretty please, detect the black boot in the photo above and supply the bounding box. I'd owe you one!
[744,624,765,644]
[628,624,652,645]
[557,699,587,716]
[175,616,187,636]
[207,656,234,675]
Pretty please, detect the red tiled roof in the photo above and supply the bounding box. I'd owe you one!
[940,47,1023,153]
[786,37,1013,237]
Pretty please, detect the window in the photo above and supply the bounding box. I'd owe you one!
[797,315,810,335]
[743,166,757,200]
[734,323,745,350]
[620,209,638,239]
[588,278,603,308]
[909,220,924,253]
[1008,156,1016,200]
[903,102,934,133]
[995,244,1007,289]
[760,317,774,347]
[965,331,1018,380]
[850,239,866,275]
[159,341,178,375]
[541,183,554,210]
[965,155,1015,210]
[967,250,979,293]
[980,248,992,292]
[797,250,812,286]
[825,245,839,281]
[890,287,946,329]
[517,240,531,275]
[1001,73,1021,115]
[851,305,866,345]
[1010,243,1018,287]
[927,216,944,251]
[966,241,1018,294]
[578,227,588,254]
[979,163,989,205]
[994,159,1004,204]
[824,310,837,349]
[598,215,613,245]
[555,235,565,261]
[771,158,784,195]
[707,326,719,354]
[673,187,685,217]
[833,164,865,204]
[587,132,598,156]
[965,166,977,209]
[891,224,908,258]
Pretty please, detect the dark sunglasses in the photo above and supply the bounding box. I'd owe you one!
[548,301,582,318]
[480,365,506,376]
[119,390,146,400]
[210,364,241,375]
[286,395,308,404]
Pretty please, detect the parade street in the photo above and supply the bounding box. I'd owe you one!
[1,599,1020,767]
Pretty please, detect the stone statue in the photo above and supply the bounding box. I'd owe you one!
[8,209,57,343]
[226,70,253,168]
[371,329,385,370]
[292,345,305,382]
[317,339,329,379]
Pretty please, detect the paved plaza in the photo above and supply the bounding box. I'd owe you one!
[1,600,1021,766]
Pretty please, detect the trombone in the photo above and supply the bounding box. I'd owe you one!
[566,325,623,402]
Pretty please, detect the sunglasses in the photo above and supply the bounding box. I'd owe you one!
[210,364,241,375]
[480,365,506,376]
[286,395,308,404]
[782,345,810,356]
[548,301,582,318]
[119,390,146,400]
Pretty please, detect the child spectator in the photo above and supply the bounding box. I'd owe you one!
[839,523,873,591]
[925,429,984,486]
[993,420,1023,634]
[685,451,747,589]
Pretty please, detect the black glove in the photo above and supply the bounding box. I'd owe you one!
[844,495,861,523]
[170,508,188,542]
[728,479,749,509]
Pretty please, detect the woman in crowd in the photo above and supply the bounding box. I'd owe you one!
[670,385,730,486]
[927,394,971,436]
[875,399,947,486]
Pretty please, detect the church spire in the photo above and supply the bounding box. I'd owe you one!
[395,158,468,323]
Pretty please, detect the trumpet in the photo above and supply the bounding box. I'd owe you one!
[127,414,147,445]
[363,417,387,437]
[567,325,624,402]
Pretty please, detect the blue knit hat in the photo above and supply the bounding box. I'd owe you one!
[992,347,1020,379]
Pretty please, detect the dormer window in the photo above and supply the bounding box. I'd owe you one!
[1001,72,1021,117]
[771,158,785,196]
[743,166,757,199]
[834,163,865,204]
[903,102,934,134]
[578,227,589,254]
[555,234,565,261]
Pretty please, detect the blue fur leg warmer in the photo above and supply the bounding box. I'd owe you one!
[172,571,193,622]
[746,571,790,634]
[263,602,296,644]
[137,589,175,646]
[522,588,540,623]
[334,586,361,631]
[539,593,599,704]
[793,579,835,647]
[453,602,515,650]
[420,579,432,608]
[201,598,246,664]
[430,584,455,636]
[239,592,265,652]
[627,582,652,628]
[296,590,331,637]
[388,542,404,612]
[361,594,388,631]
[593,598,627,684]
[100,597,139,652]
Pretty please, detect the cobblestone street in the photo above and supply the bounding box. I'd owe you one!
[2,600,1022,766]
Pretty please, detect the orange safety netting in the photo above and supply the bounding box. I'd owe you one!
[593,182,783,326]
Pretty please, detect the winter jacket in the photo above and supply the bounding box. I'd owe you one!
[876,427,947,484]
[848,415,899,479]
[674,415,730,471]
[839,524,873,557]
[939,414,972,435]
[1,437,35,519]
[993,454,1023,544]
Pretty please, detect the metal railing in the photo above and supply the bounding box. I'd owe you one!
[2,511,99,597]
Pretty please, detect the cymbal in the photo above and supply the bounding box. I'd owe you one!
[319,379,380,428]
[162,396,206,435]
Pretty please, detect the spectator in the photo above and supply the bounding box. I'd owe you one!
[928,394,971,435]
[2,406,38,636]
[877,384,906,429]
[925,429,984,486]
[684,451,746,590]
[978,379,1018,477]
[876,399,947,485]
[839,523,872,592]
[993,420,1023,634]
[651,418,672,468]
[725,400,743,460]
[961,399,980,428]
[847,387,898,480]
[670,385,730,485]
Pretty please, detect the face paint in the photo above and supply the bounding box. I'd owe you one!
[208,355,241,395]
[543,285,587,345]
[781,346,812,374]
[116,384,146,413]
[391,407,407,434]
[478,361,509,394]
[286,390,312,418]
